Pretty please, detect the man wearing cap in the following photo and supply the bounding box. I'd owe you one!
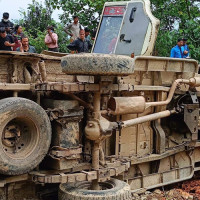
[181,38,189,58]
[64,15,84,41]
[0,27,15,51]
[0,13,14,34]
[170,38,184,58]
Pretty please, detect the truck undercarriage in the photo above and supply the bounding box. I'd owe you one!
[0,51,198,199]
[0,0,199,199]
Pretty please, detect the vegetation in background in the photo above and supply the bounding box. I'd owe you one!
[151,0,200,61]
[16,0,199,62]
[18,0,69,53]
[51,0,123,32]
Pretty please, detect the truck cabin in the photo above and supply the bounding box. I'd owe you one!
[92,0,160,57]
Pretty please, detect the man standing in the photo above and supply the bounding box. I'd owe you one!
[0,27,15,51]
[170,38,184,58]
[64,15,83,41]
[182,38,189,58]
[0,13,14,33]
[45,26,58,52]
[16,36,36,53]
[12,25,25,51]
[67,29,92,53]
[85,27,91,42]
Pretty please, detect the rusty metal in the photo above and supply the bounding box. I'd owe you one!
[66,93,94,110]
[92,142,100,170]
[146,79,190,108]
[134,56,198,73]
[47,107,83,122]
[107,78,200,116]
[97,169,110,182]
[36,82,133,93]
[99,144,105,166]
[85,120,102,141]
[121,110,176,128]
[36,92,41,105]
[13,91,18,97]
[189,77,200,87]
[49,146,82,159]
[39,60,47,82]
[30,160,131,184]
[91,143,100,190]
[184,104,199,140]
[108,96,145,115]
[0,83,33,91]
[91,92,101,190]
[153,120,166,154]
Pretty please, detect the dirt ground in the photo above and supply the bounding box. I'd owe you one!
[132,178,200,200]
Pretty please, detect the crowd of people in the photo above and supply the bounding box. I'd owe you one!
[64,15,93,53]
[0,12,93,54]
[0,12,191,58]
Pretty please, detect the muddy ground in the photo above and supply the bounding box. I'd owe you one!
[133,177,200,200]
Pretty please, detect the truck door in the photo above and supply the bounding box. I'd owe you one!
[115,2,151,56]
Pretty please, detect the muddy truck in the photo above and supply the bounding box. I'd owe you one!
[0,0,199,199]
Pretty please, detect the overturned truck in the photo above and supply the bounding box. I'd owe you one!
[0,0,199,199]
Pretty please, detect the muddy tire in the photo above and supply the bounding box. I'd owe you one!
[58,178,131,200]
[0,97,51,175]
[61,53,134,76]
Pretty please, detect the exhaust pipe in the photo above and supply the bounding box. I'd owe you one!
[108,78,200,115]
[107,96,145,115]
[122,110,176,128]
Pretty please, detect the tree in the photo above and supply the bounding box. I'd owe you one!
[18,0,69,53]
[19,0,54,38]
[151,0,200,61]
[50,0,122,31]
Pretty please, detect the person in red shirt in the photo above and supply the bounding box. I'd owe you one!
[45,26,58,52]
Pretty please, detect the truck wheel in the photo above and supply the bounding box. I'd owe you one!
[61,53,134,76]
[58,178,131,200]
[0,97,51,175]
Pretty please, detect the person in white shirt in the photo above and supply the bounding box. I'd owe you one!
[64,15,84,42]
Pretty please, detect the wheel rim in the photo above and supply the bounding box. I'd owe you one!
[75,181,115,190]
[2,117,39,159]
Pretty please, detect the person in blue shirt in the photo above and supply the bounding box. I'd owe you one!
[181,38,189,58]
[170,38,184,58]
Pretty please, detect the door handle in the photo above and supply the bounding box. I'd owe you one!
[129,7,137,23]
[120,34,131,43]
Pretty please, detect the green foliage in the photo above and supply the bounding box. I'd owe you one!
[55,23,70,53]
[18,0,70,53]
[23,29,47,53]
[50,0,122,31]
[19,0,54,38]
[151,0,200,61]
[23,25,70,54]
